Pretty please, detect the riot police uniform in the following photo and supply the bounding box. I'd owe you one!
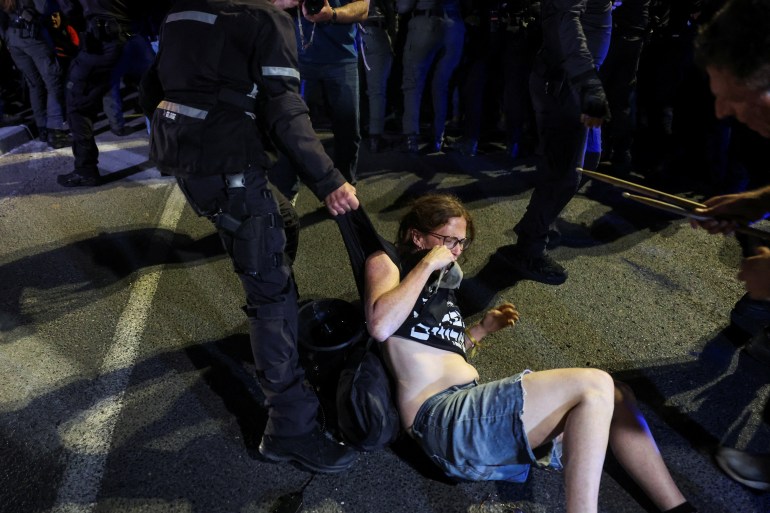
[1,0,68,147]
[57,0,155,187]
[141,0,357,473]
[503,0,612,284]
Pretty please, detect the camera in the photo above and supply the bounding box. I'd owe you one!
[304,0,325,16]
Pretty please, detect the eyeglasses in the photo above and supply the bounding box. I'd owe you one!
[424,231,472,250]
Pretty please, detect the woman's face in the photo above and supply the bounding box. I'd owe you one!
[414,216,468,258]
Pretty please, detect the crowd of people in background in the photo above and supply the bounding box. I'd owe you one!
[1,1,768,196]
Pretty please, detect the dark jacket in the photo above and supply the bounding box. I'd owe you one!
[143,0,345,199]
[539,0,612,77]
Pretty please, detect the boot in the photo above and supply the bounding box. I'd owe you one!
[403,134,419,154]
[47,129,71,149]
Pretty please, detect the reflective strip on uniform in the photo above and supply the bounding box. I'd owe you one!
[166,11,218,24]
[158,100,208,119]
[262,66,301,81]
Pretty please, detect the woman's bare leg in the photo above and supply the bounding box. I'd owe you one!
[610,381,687,511]
[521,368,616,513]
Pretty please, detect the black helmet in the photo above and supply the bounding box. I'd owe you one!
[298,299,365,353]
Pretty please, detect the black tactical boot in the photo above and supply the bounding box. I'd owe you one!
[259,425,357,474]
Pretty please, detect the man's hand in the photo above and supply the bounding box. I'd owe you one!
[738,246,770,300]
[690,189,770,235]
[478,302,520,335]
[324,182,359,216]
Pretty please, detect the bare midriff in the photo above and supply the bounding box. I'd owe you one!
[383,335,479,430]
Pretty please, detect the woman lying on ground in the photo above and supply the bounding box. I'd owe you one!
[363,193,695,513]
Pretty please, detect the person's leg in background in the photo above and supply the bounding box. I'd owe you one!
[102,82,126,136]
[429,14,465,152]
[25,38,68,146]
[325,61,361,184]
[60,44,120,186]
[401,14,441,153]
[361,24,393,152]
[7,43,48,139]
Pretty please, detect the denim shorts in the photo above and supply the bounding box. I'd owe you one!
[410,371,563,482]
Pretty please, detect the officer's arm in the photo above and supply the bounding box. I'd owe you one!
[547,0,594,79]
[548,0,610,123]
[255,11,345,199]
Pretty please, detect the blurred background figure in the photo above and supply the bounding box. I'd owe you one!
[56,0,156,187]
[360,0,396,153]
[450,0,540,159]
[0,0,69,148]
[598,0,650,176]
[398,0,465,154]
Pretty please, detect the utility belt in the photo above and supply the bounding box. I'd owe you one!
[9,14,40,39]
[86,16,130,43]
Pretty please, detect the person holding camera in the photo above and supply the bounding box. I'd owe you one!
[269,0,369,204]
[0,0,69,148]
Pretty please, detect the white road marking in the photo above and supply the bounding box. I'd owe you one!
[52,184,187,513]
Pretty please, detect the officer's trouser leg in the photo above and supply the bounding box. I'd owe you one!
[514,71,587,256]
[178,172,315,438]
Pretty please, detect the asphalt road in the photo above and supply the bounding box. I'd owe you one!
[1,119,769,513]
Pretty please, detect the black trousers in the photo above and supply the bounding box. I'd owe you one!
[514,63,586,256]
[178,169,316,437]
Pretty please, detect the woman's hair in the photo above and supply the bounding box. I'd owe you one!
[395,193,475,256]
[1,0,17,13]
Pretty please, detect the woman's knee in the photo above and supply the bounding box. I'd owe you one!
[576,368,615,406]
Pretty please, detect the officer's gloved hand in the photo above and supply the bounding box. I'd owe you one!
[571,69,610,121]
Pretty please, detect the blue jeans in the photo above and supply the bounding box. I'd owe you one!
[270,60,360,199]
[301,60,361,183]
[6,28,66,130]
[401,13,465,140]
[411,372,563,482]
[361,25,393,136]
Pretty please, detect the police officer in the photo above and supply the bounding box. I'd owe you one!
[140,0,360,473]
[56,0,156,187]
[0,0,68,148]
[498,0,612,285]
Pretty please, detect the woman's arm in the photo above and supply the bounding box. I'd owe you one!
[464,303,520,351]
[364,246,455,342]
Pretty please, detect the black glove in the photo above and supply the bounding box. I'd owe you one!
[571,70,610,121]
